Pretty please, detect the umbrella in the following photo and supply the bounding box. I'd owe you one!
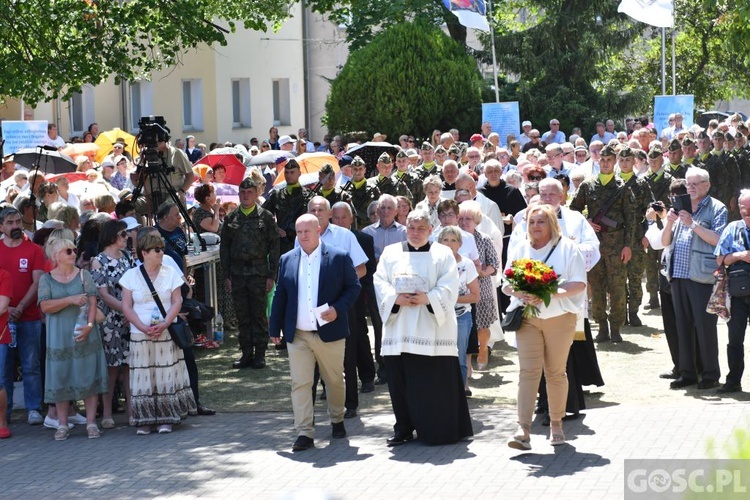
[248,150,295,166]
[61,143,100,162]
[95,128,139,163]
[193,153,247,185]
[209,146,253,168]
[273,152,340,187]
[13,147,77,174]
[345,142,398,177]
[46,172,88,184]
[186,182,239,206]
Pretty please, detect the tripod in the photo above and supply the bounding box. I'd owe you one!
[131,149,205,253]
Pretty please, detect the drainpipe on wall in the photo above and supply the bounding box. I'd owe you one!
[121,81,129,131]
[301,0,311,131]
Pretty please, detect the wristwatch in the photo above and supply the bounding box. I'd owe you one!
[690,221,698,229]
[86,322,94,329]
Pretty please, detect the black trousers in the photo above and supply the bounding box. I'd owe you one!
[363,283,385,378]
[659,290,680,373]
[182,346,200,404]
[671,279,719,382]
[344,306,376,410]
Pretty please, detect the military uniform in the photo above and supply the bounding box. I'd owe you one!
[644,167,673,305]
[349,180,379,230]
[262,184,309,255]
[393,170,423,204]
[570,156,635,340]
[220,202,280,366]
[621,170,653,326]
[366,174,412,200]
[413,162,441,181]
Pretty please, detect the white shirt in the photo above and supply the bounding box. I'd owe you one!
[430,225,479,261]
[42,135,66,149]
[296,244,322,331]
[58,192,81,212]
[296,223,368,268]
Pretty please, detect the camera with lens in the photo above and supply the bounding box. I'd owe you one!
[650,202,664,212]
[137,115,173,174]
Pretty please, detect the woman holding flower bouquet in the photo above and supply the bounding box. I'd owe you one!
[502,205,587,449]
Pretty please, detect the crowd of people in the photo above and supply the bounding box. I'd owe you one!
[2,112,749,452]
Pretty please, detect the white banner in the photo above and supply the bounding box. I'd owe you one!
[618,0,674,28]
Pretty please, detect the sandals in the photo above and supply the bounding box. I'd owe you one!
[507,423,531,450]
[87,424,102,439]
[550,421,566,446]
[101,418,115,429]
[136,426,152,435]
[54,426,70,441]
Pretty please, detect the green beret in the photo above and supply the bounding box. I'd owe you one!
[696,130,709,140]
[617,145,634,158]
[351,156,366,167]
[681,136,695,147]
[448,144,460,155]
[319,163,334,175]
[600,144,617,157]
[239,178,257,190]
[668,138,681,152]
[647,146,663,159]
[396,150,408,159]
[378,152,392,164]
[420,141,434,151]
[725,132,736,142]
[712,130,725,139]
[435,145,446,154]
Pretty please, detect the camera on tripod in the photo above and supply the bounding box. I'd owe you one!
[137,115,173,174]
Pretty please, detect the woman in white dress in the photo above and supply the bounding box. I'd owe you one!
[120,232,196,435]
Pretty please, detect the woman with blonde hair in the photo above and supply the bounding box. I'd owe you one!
[39,238,107,440]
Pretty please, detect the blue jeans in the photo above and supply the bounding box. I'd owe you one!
[2,320,42,415]
[456,311,473,385]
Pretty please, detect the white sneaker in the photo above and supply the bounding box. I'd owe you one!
[44,415,74,430]
[27,410,44,426]
[67,413,87,425]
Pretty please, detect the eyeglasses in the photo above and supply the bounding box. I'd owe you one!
[62,248,77,255]
[686,181,707,188]
[118,230,128,239]
[547,153,561,159]
[438,212,457,219]
[529,175,544,181]
[467,155,480,159]
[147,247,165,253]
[407,140,415,143]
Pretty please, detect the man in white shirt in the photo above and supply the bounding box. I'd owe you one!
[42,124,66,150]
[519,121,533,148]
[542,119,566,145]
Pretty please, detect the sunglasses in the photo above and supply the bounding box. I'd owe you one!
[118,230,128,239]
[62,248,77,255]
[529,175,544,181]
[147,247,165,253]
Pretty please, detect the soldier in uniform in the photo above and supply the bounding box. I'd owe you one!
[434,145,448,168]
[644,145,674,309]
[570,144,635,343]
[414,142,441,180]
[704,130,740,220]
[393,150,422,204]
[367,152,412,200]
[318,163,353,208]
[733,130,750,188]
[618,146,654,327]
[681,136,700,170]
[662,139,687,179]
[262,158,309,255]
[348,156,380,230]
[221,178,280,369]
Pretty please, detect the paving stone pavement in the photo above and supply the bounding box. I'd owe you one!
[1,399,748,499]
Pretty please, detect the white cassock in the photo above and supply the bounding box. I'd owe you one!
[374,242,459,357]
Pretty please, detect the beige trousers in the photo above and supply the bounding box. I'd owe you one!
[287,330,346,438]
[515,312,576,426]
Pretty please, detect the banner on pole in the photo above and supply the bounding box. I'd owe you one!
[0,120,49,155]
[442,1,490,32]
[653,95,694,136]
[482,102,520,147]
[618,0,674,28]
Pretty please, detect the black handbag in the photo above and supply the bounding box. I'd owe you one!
[500,306,523,331]
[727,228,750,298]
[139,266,195,349]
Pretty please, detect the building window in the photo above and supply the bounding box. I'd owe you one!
[272,78,291,126]
[182,79,203,131]
[231,78,251,128]
[129,81,153,133]
[68,85,95,136]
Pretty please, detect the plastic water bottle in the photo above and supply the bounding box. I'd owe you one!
[192,233,201,255]
[8,321,17,348]
[74,304,88,338]
[214,312,224,344]
[150,306,162,326]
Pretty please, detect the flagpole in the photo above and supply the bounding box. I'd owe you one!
[487,0,499,103]
[661,27,666,95]
[671,5,676,95]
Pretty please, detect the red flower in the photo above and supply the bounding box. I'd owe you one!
[525,261,533,270]
[504,269,514,277]
[526,276,536,284]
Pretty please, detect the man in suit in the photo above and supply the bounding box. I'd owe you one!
[269,214,361,452]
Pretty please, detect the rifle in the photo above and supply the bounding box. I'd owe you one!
[341,179,353,193]
[591,176,637,232]
[365,174,390,198]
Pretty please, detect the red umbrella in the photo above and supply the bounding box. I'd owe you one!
[46,172,88,184]
[194,153,246,186]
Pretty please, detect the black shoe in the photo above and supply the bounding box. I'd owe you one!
[196,404,216,416]
[563,413,580,421]
[387,432,414,446]
[332,421,346,438]
[464,389,472,397]
[542,414,550,426]
[360,382,375,393]
[344,408,358,419]
[595,321,609,342]
[320,388,327,401]
[292,435,314,452]
[374,377,387,385]
[250,354,266,369]
[645,297,660,310]
[659,370,679,380]
[535,405,548,415]
[232,351,253,369]
[670,377,698,389]
[610,330,623,343]
[717,383,742,394]
[275,340,287,351]
[697,380,720,390]
[628,312,643,327]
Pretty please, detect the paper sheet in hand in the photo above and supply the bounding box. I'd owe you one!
[314,303,331,327]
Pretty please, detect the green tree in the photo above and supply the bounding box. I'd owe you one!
[325,21,482,138]
[479,0,647,134]
[307,0,468,50]
[0,0,291,106]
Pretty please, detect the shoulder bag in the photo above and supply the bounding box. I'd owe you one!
[501,238,560,332]
[727,228,750,297]
[139,265,194,349]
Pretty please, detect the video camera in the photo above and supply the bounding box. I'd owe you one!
[136,115,172,174]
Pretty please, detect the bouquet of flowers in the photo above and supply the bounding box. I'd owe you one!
[503,258,561,317]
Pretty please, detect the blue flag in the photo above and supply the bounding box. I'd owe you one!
[442,0,490,32]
